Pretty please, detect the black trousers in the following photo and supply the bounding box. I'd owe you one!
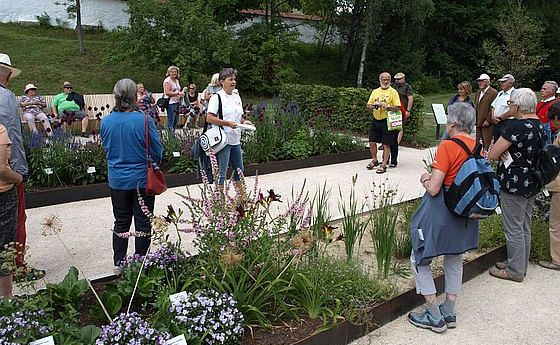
[389,141,399,165]
[110,188,155,266]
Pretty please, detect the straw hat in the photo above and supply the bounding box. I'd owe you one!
[0,53,22,78]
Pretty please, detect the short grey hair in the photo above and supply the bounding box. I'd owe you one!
[218,68,237,81]
[544,80,558,93]
[112,78,139,112]
[447,102,475,133]
[509,88,537,114]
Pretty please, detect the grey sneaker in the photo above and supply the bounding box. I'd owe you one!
[408,309,447,333]
[439,305,457,328]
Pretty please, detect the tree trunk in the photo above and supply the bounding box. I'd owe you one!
[356,32,368,88]
[318,9,335,59]
[75,0,86,54]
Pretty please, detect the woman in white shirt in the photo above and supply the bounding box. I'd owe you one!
[162,66,184,130]
[206,68,251,191]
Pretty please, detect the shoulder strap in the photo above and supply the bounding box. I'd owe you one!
[446,137,473,156]
[202,93,223,133]
[145,113,150,159]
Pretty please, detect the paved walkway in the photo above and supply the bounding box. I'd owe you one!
[351,263,560,345]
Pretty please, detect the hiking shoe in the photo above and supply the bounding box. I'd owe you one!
[489,266,523,282]
[408,310,447,333]
[439,305,457,328]
[538,260,560,271]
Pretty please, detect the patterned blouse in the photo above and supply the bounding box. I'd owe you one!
[496,118,545,198]
[19,95,46,115]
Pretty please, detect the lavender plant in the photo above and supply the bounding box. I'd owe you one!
[120,242,185,272]
[169,290,244,344]
[96,312,170,344]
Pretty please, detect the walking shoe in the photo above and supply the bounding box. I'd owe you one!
[538,260,560,271]
[408,309,447,333]
[389,162,398,168]
[495,261,507,270]
[439,305,457,328]
[489,266,523,282]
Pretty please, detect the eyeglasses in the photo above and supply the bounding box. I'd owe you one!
[188,87,195,90]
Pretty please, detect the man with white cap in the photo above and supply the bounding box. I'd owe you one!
[0,53,41,291]
[491,73,516,141]
[19,83,52,136]
[474,73,497,149]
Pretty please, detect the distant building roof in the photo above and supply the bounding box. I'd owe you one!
[239,9,322,21]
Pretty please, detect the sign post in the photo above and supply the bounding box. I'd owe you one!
[431,104,447,139]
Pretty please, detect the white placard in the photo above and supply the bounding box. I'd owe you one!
[495,206,502,215]
[30,336,55,345]
[543,189,550,197]
[43,168,53,175]
[432,104,447,125]
[237,123,256,131]
[166,334,188,345]
[87,166,96,174]
[169,291,188,305]
[172,151,181,157]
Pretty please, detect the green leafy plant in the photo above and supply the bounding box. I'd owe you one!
[369,182,400,279]
[46,267,89,308]
[338,174,369,263]
[283,128,312,160]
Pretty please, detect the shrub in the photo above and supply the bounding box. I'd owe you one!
[36,12,52,27]
[279,83,424,140]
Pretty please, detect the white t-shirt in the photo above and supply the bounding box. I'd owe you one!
[207,89,243,145]
[491,87,515,118]
[163,77,181,104]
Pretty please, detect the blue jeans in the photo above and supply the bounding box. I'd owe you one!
[166,102,179,130]
[543,123,553,144]
[208,144,244,185]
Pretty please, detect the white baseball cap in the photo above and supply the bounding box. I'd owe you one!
[476,73,490,81]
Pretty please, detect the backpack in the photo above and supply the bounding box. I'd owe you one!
[531,125,560,186]
[443,138,500,219]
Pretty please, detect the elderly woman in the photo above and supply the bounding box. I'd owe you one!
[100,79,163,273]
[0,123,23,298]
[205,68,251,191]
[163,66,184,130]
[19,83,52,135]
[488,88,546,281]
[447,81,475,108]
[408,102,479,333]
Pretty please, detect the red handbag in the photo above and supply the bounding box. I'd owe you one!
[145,114,167,195]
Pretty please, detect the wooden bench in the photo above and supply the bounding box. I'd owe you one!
[17,92,205,133]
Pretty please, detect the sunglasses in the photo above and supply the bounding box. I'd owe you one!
[64,86,72,89]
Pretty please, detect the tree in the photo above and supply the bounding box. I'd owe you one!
[56,0,86,54]
[482,0,547,85]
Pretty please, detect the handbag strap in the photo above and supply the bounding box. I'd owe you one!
[203,93,223,133]
[145,113,150,160]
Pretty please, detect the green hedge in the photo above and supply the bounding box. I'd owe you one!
[279,84,425,139]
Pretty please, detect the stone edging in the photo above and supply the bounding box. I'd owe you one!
[25,150,370,209]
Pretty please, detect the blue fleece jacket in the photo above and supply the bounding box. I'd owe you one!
[100,111,163,190]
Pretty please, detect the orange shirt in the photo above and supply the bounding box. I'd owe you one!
[432,133,476,186]
[0,124,14,192]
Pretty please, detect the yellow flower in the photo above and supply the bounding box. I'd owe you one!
[41,214,63,236]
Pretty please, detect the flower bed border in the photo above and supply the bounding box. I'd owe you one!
[290,245,507,345]
[25,149,370,209]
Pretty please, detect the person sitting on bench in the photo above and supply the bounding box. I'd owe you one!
[19,83,52,136]
[51,81,89,137]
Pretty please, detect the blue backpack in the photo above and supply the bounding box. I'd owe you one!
[444,138,500,219]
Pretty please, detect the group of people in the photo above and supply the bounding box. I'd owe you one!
[397,71,560,333]
[0,50,250,296]
[18,80,90,138]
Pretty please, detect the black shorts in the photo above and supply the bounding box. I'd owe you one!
[0,187,17,276]
[369,119,398,145]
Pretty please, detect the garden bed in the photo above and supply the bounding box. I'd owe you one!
[25,149,370,208]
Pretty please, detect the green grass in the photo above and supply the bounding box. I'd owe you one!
[0,23,168,95]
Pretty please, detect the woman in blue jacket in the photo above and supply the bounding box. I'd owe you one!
[101,79,163,272]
